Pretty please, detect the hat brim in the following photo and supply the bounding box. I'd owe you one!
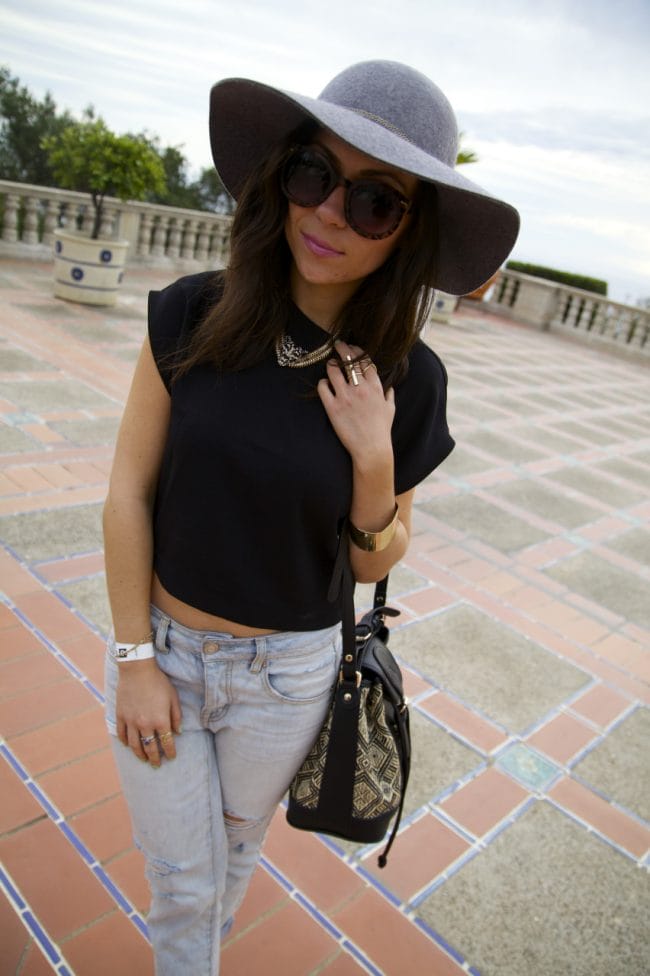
[210,78,519,295]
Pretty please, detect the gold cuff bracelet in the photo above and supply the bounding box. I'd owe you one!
[349,504,399,552]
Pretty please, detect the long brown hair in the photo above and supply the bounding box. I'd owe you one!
[175,125,438,388]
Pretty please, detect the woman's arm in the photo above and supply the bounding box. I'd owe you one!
[103,336,181,765]
[317,340,415,583]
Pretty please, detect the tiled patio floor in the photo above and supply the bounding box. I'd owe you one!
[1,259,648,975]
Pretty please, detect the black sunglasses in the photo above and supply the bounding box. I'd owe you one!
[280,145,412,240]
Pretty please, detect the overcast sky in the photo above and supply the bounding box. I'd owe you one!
[3,0,649,302]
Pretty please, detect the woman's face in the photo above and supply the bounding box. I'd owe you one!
[284,130,418,304]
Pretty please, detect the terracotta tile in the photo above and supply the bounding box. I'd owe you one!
[106,847,150,914]
[561,616,611,645]
[330,887,464,976]
[57,631,107,690]
[532,600,581,627]
[0,623,43,662]
[454,558,494,582]
[363,813,469,900]
[38,748,121,817]
[549,777,650,858]
[221,899,336,976]
[319,950,369,975]
[401,667,433,700]
[13,590,89,643]
[264,813,366,912]
[12,708,108,776]
[0,758,45,833]
[0,551,40,598]
[0,650,71,699]
[420,692,507,752]
[571,684,630,727]
[430,545,468,567]
[0,677,95,738]
[5,466,53,492]
[400,586,453,616]
[592,633,647,678]
[527,713,598,764]
[63,461,107,485]
[0,603,20,630]
[23,425,66,446]
[38,552,105,583]
[440,768,529,837]
[63,910,154,976]
[480,571,521,596]
[225,865,290,942]
[0,818,114,940]
[34,462,81,487]
[507,584,550,611]
[70,794,134,864]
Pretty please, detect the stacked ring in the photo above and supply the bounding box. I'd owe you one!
[140,734,156,746]
[159,731,174,743]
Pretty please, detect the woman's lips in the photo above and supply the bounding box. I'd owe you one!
[301,232,343,258]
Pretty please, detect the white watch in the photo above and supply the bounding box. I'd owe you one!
[113,640,156,663]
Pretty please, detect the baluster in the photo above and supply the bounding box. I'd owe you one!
[585,299,599,332]
[99,206,115,239]
[137,212,154,256]
[195,222,209,261]
[167,219,181,259]
[23,196,39,245]
[1,193,20,242]
[80,205,94,235]
[151,216,170,257]
[42,199,58,246]
[181,220,198,259]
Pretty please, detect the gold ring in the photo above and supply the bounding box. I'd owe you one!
[159,731,174,743]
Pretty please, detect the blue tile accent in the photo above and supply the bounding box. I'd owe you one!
[259,856,295,894]
[57,655,84,679]
[60,822,96,866]
[341,940,383,976]
[1,867,27,910]
[59,966,74,976]
[496,742,560,790]
[413,916,466,965]
[131,914,151,940]
[27,782,61,821]
[293,892,342,940]
[23,911,60,963]
[84,679,106,704]
[92,866,133,913]
[0,743,29,780]
[355,864,401,906]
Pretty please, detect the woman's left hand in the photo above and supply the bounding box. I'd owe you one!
[317,341,395,467]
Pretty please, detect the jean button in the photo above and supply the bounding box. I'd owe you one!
[204,640,220,654]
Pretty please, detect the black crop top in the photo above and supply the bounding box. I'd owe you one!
[148,272,454,631]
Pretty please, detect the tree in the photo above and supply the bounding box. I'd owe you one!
[456,133,478,165]
[0,66,74,184]
[43,118,166,238]
[192,166,235,214]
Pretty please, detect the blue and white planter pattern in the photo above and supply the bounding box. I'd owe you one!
[53,229,129,306]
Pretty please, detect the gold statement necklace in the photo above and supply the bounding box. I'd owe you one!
[275,334,334,368]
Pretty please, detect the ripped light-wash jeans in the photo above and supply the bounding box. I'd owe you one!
[105,606,341,976]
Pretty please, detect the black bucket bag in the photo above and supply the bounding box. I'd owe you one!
[287,524,411,867]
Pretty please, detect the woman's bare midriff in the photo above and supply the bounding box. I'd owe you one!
[151,574,278,637]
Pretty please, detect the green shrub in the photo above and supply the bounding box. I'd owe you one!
[506,261,607,296]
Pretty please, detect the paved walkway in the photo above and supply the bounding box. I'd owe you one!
[0,258,648,976]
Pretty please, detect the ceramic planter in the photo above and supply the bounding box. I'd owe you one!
[53,228,129,306]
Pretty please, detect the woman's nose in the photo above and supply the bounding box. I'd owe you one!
[315,184,347,228]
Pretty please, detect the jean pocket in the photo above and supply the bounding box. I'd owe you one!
[262,642,338,705]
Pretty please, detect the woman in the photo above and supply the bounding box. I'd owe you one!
[103,59,519,974]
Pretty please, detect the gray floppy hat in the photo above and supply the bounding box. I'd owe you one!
[209,60,520,296]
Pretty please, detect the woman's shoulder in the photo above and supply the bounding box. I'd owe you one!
[404,337,449,387]
[149,270,225,324]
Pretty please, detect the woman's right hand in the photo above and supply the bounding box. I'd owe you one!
[116,660,182,768]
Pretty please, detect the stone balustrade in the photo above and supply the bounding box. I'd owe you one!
[484,269,649,358]
[0,179,232,268]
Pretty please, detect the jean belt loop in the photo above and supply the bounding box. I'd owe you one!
[249,637,267,674]
[154,614,171,654]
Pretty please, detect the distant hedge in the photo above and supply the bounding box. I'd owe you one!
[506,261,608,296]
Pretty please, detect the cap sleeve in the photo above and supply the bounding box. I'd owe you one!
[148,271,224,393]
[392,340,455,494]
